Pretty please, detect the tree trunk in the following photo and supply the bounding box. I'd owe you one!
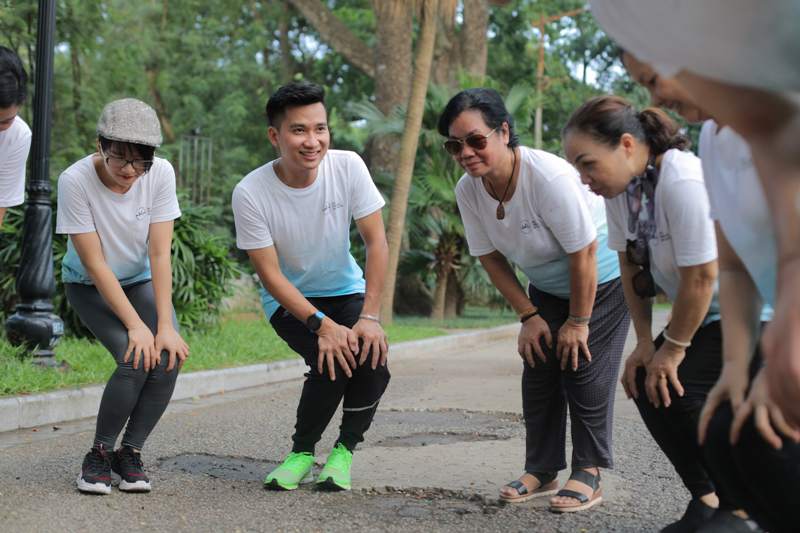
[282,0,375,78]
[278,3,296,85]
[145,67,177,145]
[380,0,440,325]
[430,269,449,321]
[430,0,459,89]
[369,0,414,176]
[444,270,460,318]
[460,0,490,77]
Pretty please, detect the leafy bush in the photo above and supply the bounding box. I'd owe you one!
[0,196,244,337]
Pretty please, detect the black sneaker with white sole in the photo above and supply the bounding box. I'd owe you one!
[77,444,112,494]
[111,446,151,492]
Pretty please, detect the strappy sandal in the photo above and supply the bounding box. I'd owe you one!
[499,472,558,503]
[550,469,602,513]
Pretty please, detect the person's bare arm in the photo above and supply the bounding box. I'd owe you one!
[645,259,717,408]
[71,231,157,371]
[698,223,762,443]
[618,251,656,400]
[148,220,189,372]
[247,245,358,380]
[479,250,553,367]
[352,210,389,368]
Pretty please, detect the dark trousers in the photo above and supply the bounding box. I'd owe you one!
[523,278,630,473]
[65,281,180,451]
[270,293,391,455]
[704,356,800,533]
[632,321,725,502]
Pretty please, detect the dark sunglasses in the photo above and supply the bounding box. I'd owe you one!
[443,127,498,156]
[626,239,657,298]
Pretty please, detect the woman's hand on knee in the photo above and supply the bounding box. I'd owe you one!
[621,341,655,400]
[556,321,591,371]
[518,316,552,367]
[731,367,800,450]
[698,362,749,445]
[155,327,190,372]
[124,322,156,371]
[644,343,686,408]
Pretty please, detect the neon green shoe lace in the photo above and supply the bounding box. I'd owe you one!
[326,444,353,472]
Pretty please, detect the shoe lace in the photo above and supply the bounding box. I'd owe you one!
[282,452,313,474]
[119,447,143,471]
[92,444,111,471]
[326,445,352,472]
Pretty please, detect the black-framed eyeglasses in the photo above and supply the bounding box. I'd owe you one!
[626,239,657,298]
[443,127,499,156]
[101,149,153,171]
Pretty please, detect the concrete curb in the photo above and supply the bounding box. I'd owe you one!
[0,323,520,433]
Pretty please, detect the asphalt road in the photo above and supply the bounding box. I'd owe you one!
[0,311,689,533]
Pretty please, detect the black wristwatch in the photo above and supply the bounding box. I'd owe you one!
[306,311,326,332]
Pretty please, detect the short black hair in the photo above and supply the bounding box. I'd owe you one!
[0,46,29,109]
[437,88,519,148]
[266,82,327,129]
[98,135,156,168]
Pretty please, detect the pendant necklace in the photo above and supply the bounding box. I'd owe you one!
[487,147,517,220]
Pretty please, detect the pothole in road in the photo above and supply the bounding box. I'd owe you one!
[371,409,523,447]
[342,490,500,519]
[158,454,277,482]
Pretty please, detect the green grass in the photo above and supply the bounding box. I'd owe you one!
[392,306,517,329]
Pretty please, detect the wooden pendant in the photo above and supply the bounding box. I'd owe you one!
[496,203,505,220]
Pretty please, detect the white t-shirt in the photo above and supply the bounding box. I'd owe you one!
[232,149,385,319]
[588,0,800,92]
[0,116,31,207]
[700,120,778,309]
[606,149,720,321]
[56,155,181,286]
[456,146,620,299]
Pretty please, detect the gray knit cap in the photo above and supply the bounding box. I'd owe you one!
[96,98,163,147]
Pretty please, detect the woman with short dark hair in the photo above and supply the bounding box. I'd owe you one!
[0,45,31,227]
[439,88,629,513]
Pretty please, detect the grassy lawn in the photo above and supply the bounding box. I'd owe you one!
[0,307,515,397]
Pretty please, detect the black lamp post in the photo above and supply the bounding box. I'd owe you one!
[6,0,64,366]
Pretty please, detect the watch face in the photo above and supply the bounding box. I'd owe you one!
[306,314,322,331]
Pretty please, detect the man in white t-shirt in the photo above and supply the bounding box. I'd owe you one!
[0,46,32,227]
[232,82,390,493]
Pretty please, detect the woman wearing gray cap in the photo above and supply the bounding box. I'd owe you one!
[56,98,188,495]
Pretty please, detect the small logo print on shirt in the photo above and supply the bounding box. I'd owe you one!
[135,207,147,220]
[520,220,540,234]
[322,201,343,215]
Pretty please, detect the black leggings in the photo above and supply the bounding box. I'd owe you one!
[704,355,800,533]
[270,293,391,455]
[65,281,180,451]
[632,321,727,503]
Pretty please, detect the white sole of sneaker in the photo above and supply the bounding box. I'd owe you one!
[119,479,152,492]
[77,475,111,495]
[264,473,314,491]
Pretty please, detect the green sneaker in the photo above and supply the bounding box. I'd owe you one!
[316,443,353,491]
[264,452,314,490]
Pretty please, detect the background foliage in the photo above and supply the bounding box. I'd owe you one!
[0,0,693,329]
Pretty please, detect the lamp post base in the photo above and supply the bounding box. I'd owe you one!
[6,310,64,359]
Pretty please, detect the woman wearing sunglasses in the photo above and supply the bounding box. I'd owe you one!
[438,88,628,513]
[561,95,743,533]
[56,98,188,495]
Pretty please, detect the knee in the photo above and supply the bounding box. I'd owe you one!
[703,403,734,464]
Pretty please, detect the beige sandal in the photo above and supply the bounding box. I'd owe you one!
[499,472,559,503]
[550,469,602,513]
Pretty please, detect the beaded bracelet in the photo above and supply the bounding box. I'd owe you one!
[517,306,537,320]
